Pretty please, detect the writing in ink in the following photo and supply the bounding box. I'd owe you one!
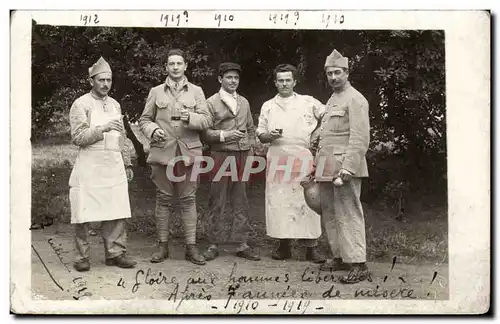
[283,300,311,314]
[160,11,189,27]
[322,284,342,299]
[240,285,310,300]
[214,13,234,27]
[187,274,216,285]
[233,300,259,314]
[301,266,340,284]
[47,238,71,272]
[80,14,99,26]
[322,13,345,28]
[228,262,289,284]
[167,283,212,310]
[269,11,300,26]
[354,285,416,299]
[72,277,92,300]
[132,268,177,293]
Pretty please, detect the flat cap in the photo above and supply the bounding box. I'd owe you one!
[219,62,242,76]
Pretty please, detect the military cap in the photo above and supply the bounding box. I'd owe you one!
[88,57,112,77]
[324,49,348,68]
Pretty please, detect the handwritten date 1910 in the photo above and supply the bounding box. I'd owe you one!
[231,300,259,314]
[321,13,345,28]
[214,13,234,27]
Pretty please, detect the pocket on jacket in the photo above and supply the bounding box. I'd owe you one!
[155,92,171,109]
[328,109,348,132]
[155,98,169,109]
[185,140,203,149]
[180,98,196,111]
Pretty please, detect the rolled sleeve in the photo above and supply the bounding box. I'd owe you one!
[70,100,104,147]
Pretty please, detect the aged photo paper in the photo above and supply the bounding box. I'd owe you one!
[10,9,490,314]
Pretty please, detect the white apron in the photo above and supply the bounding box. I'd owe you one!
[69,99,131,224]
[264,95,321,239]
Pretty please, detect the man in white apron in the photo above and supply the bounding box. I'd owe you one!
[69,57,136,272]
[313,49,371,283]
[256,64,326,263]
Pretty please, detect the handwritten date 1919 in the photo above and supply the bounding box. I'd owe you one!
[269,12,300,26]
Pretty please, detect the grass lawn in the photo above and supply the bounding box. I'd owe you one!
[31,132,448,265]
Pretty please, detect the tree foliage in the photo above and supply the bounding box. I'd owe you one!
[31,22,446,196]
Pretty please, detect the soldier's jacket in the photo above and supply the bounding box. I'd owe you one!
[313,81,370,181]
[139,77,211,166]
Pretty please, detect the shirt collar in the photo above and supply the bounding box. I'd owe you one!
[333,81,351,93]
[219,87,238,99]
[274,92,297,101]
[90,90,108,101]
[164,76,188,90]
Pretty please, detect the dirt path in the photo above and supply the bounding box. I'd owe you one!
[31,224,448,313]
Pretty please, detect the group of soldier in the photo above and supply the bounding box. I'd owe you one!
[68,47,371,284]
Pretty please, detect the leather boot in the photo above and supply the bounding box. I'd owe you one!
[73,258,90,272]
[150,241,169,263]
[272,239,292,260]
[105,253,137,268]
[306,246,326,264]
[320,257,351,271]
[203,245,219,261]
[185,244,206,265]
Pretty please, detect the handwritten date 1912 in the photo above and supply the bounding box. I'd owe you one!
[80,14,99,25]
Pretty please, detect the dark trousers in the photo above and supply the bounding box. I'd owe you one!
[206,150,253,251]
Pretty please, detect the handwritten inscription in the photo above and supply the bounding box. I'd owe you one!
[72,276,92,300]
[46,237,94,300]
[160,11,189,27]
[321,13,345,28]
[228,262,290,284]
[106,259,439,313]
[269,12,300,26]
[80,14,99,26]
[168,283,213,310]
[354,285,416,299]
[47,238,71,272]
[131,268,177,293]
[214,13,235,27]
